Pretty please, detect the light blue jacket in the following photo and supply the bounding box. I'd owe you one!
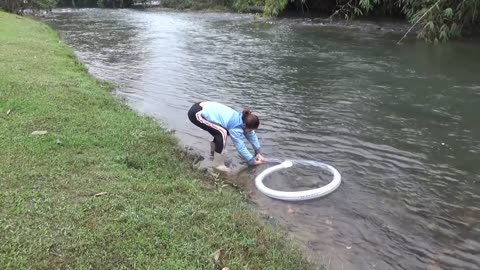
[200,101,261,164]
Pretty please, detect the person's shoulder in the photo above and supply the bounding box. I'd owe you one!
[228,126,243,136]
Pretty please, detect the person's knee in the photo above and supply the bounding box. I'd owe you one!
[214,137,224,153]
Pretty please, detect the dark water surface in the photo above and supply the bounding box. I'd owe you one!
[41,8,480,270]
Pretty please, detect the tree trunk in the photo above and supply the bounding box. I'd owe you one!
[5,0,19,13]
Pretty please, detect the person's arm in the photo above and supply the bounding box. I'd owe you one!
[229,129,256,165]
[244,130,261,156]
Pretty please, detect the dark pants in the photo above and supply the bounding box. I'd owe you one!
[188,102,228,154]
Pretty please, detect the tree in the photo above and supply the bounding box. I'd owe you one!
[1,0,57,14]
[260,0,480,42]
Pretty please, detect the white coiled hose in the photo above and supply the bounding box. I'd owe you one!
[255,159,342,201]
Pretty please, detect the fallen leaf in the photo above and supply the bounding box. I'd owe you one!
[94,192,107,197]
[212,249,221,262]
[31,130,48,136]
[6,109,12,115]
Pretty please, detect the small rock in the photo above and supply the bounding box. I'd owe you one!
[212,249,221,262]
[31,130,48,136]
[346,246,352,250]
[94,192,107,197]
[56,139,63,145]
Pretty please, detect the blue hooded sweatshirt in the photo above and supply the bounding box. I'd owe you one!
[200,101,261,165]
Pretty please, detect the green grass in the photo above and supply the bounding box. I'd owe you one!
[0,11,316,270]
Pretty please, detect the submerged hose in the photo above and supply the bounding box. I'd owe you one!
[255,158,342,201]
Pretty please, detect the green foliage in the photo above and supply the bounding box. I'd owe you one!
[0,0,57,14]
[401,0,480,42]
[259,0,480,42]
[233,0,249,12]
[264,0,288,16]
[161,0,228,10]
[233,0,264,13]
[159,0,260,11]
[359,0,379,13]
[160,0,193,9]
[56,0,133,8]
[159,0,262,11]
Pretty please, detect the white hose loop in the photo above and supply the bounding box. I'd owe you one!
[255,159,342,201]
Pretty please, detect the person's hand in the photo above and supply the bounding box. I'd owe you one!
[253,159,263,166]
[255,153,265,162]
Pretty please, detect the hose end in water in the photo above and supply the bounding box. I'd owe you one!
[281,160,293,168]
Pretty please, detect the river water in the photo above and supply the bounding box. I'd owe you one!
[40,8,480,270]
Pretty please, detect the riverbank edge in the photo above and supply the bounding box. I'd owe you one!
[0,11,319,269]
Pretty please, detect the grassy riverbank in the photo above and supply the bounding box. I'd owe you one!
[0,11,315,269]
